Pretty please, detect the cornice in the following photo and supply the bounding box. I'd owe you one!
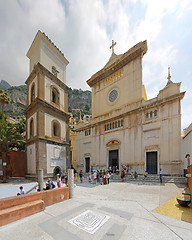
[76,91,185,132]
[87,40,147,87]
[25,62,69,91]
[25,97,70,120]
[26,137,70,146]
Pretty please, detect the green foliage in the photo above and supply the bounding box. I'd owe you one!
[0,89,11,109]
[15,118,26,134]
[0,118,25,152]
[8,85,27,93]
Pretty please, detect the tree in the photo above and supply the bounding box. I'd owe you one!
[15,118,26,135]
[0,89,11,124]
[84,104,90,111]
[0,119,25,182]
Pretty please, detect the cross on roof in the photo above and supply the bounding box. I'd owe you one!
[110,40,117,54]
[167,66,171,81]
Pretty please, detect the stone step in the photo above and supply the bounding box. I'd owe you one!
[0,199,45,226]
[110,174,187,183]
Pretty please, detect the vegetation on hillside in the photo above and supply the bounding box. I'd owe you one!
[1,81,92,119]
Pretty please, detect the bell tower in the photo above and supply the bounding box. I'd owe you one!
[25,30,70,179]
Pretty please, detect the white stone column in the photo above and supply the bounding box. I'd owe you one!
[38,169,43,191]
[68,169,74,198]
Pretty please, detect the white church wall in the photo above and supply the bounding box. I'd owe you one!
[27,112,37,139]
[181,125,192,169]
[92,58,143,119]
[46,143,66,174]
[27,143,36,174]
[40,41,66,83]
[44,76,65,111]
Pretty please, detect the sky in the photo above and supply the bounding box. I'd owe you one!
[0,0,192,129]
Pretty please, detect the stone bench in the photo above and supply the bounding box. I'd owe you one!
[0,187,69,226]
[0,199,45,226]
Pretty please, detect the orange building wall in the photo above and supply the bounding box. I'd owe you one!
[0,152,25,179]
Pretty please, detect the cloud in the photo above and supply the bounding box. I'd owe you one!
[0,0,191,129]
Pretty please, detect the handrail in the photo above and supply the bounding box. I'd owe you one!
[26,183,39,194]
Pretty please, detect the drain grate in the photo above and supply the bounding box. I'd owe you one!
[68,210,110,234]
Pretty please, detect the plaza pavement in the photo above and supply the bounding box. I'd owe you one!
[0,178,192,240]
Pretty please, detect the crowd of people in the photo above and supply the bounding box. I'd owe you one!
[85,169,111,185]
[17,167,164,195]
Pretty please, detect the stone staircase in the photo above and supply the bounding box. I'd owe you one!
[110,174,187,184]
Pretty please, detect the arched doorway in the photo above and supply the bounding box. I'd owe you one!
[53,166,61,179]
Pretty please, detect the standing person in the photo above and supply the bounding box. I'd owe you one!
[159,168,163,183]
[64,172,68,186]
[57,174,61,187]
[103,170,107,185]
[79,170,83,183]
[61,171,65,183]
[109,166,112,174]
[99,170,103,185]
[134,171,138,179]
[93,171,97,184]
[97,170,99,183]
[106,171,110,184]
[74,173,78,185]
[127,165,130,175]
[121,170,125,182]
[19,186,25,195]
[89,170,93,183]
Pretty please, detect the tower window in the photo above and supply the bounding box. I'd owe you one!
[150,111,153,118]
[154,110,157,117]
[30,118,34,137]
[52,120,61,138]
[31,83,35,103]
[51,86,59,105]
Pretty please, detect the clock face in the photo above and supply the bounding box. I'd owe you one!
[109,89,118,102]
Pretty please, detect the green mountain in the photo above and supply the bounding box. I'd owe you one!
[0,80,92,116]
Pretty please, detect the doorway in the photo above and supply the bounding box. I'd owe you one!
[53,166,61,179]
[109,150,119,169]
[85,157,90,173]
[146,151,157,174]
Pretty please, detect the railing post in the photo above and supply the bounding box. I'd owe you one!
[38,169,43,191]
[67,169,74,198]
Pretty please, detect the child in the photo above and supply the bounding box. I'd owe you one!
[79,170,83,183]
[131,172,134,179]
[20,186,25,195]
[57,180,61,188]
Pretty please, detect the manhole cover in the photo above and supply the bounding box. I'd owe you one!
[68,210,110,234]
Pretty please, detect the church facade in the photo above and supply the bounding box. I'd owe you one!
[76,40,185,175]
[25,31,70,179]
